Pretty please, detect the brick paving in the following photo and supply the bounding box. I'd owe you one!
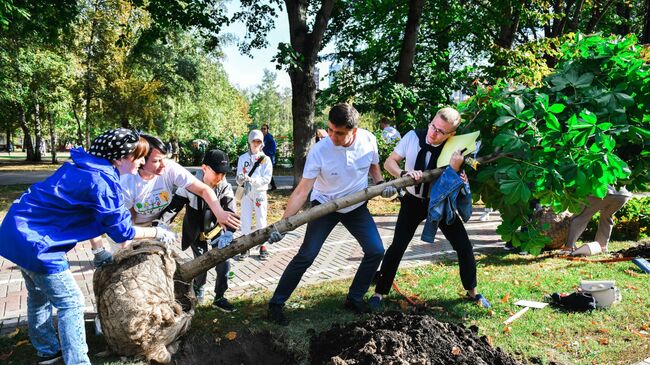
[0,208,506,336]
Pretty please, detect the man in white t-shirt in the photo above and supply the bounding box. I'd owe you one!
[121,135,240,230]
[267,104,395,326]
[380,117,401,143]
[371,107,490,310]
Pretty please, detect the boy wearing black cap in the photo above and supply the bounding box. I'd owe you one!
[158,149,237,311]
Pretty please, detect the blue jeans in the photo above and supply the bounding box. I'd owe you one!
[270,203,384,305]
[21,269,91,365]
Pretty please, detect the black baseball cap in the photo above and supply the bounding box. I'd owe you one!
[203,149,230,173]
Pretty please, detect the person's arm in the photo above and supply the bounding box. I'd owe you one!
[369,164,383,184]
[187,179,241,229]
[281,177,316,219]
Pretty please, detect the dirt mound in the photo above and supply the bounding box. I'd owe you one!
[310,312,520,365]
[172,330,299,365]
[612,242,650,259]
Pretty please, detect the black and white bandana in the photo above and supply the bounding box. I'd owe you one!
[88,128,140,161]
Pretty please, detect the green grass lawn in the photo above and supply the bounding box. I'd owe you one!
[3,241,647,364]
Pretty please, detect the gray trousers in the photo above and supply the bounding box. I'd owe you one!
[566,193,631,248]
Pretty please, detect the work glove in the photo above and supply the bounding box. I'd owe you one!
[381,184,398,198]
[92,248,113,268]
[155,226,178,248]
[267,225,285,244]
[236,173,249,186]
[211,231,234,249]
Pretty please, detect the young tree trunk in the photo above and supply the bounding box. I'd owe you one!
[72,104,85,148]
[32,104,43,162]
[614,1,631,35]
[18,105,35,160]
[285,0,336,186]
[178,151,504,281]
[394,0,424,85]
[585,0,616,33]
[47,109,58,164]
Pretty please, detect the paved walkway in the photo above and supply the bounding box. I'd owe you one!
[0,208,505,335]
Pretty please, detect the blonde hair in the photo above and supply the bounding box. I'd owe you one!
[435,107,461,129]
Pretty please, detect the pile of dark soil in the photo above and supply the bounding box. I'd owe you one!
[172,330,298,365]
[612,242,650,259]
[310,312,520,365]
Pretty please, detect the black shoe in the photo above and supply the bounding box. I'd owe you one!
[35,351,62,365]
[212,297,236,312]
[344,298,370,314]
[267,304,289,326]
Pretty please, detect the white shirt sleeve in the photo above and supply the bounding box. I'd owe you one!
[167,160,197,189]
[370,134,380,165]
[394,130,416,158]
[302,147,321,179]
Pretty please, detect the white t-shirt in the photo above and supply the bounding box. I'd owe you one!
[304,128,380,213]
[394,130,444,198]
[237,151,273,193]
[120,159,197,225]
[381,126,401,143]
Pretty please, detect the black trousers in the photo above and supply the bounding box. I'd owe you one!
[375,193,477,295]
[191,240,230,299]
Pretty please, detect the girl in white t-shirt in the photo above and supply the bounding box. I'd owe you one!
[236,130,273,260]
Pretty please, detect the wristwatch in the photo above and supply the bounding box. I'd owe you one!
[400,170,408,177]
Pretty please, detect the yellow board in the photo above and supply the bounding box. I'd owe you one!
[436,131,480,167]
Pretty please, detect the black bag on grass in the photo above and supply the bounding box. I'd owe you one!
[550,292,597,311]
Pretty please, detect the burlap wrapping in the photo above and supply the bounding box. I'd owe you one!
[533,207,573,250]
[93,241,195,364]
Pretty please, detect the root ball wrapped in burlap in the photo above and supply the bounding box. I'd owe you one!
[93,241,195,364]
[533,207,573,250]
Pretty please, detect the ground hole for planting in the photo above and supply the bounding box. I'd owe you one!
[172,330,299,365]
[613,242,650,259]
[310,312,522,365]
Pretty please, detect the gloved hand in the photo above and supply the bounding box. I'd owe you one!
[211,231,234,249]
[155,226,178,247]
[381,184,398,198]
[152,219,170,230]
[93,248,113,268]
[236,173,249,186]
[243,181,252,196]
[268,225,285,244]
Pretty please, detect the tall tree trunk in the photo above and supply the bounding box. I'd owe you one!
[47,109,58,164]
[18,105,34,160]
[289,69,316,185]
[394,0,424,85]
[285,0,336,186]
[614,0,631,35]
[642,0,650,44]
[33,104,43,162]
[83,0,101,148]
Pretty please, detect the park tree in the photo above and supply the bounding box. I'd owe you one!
[461,34,650,254]
[248,69,292,137]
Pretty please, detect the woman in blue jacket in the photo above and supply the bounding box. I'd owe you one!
[0,128,176,365]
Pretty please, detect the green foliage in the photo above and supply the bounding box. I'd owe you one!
[461,34,650,254]
[373,130,399,179]
[584,197,650,241]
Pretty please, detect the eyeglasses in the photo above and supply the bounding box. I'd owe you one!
[428,123,454,135]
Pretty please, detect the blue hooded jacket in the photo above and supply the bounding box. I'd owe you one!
[421,166,473,243]
[0,148,136,274]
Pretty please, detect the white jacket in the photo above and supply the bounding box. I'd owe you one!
[236,152,273,193]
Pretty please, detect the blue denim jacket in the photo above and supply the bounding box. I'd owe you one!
[421,166,473,243]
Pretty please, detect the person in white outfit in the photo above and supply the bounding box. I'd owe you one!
[236,129,273,260]
[379,117,401,143]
